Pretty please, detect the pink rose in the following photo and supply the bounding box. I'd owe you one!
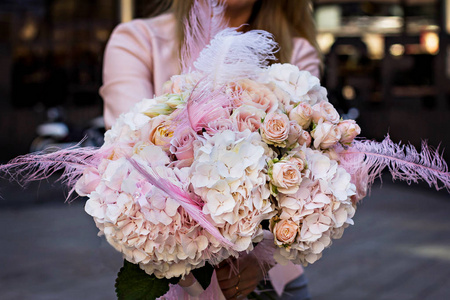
[75,167,100,196]
[230,105,265,132]
[273,219,298,245]
[338,120,361,145]
[229,79,278,113]
[287,121,302,146]
[311,101,340,124]
[311,120,341,149]
[289,102,312,129]
[206,118,234,134]
[261,112,290,147]
[200,106,230,130]
[297,129,312,147]
[271,162,302,194]
[170,129,196,160]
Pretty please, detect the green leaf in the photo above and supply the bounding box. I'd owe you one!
[115,260,179,300]
[191,263,215,290]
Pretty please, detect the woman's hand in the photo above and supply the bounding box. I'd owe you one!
[216,253,265,299]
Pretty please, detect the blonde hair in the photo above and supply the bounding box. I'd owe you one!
[148,0,320,64]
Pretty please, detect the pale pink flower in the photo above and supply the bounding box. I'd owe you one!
[311,101,340,124]
[261,111,290,147]
[75,167,100,196]
[273,219,299,245]
[289,103,312,129]
[206,118,234,134]
[170,129,196,160]
[265,81,291,112]
[338,120,361,145]
[288,156,305,172]
[311,120,341,149]
[229,79,278,113]
[297,129,312,147]
[287,121,302,147]
[230,105,265,132]
[162,73,201,94]
[271,161,302,194]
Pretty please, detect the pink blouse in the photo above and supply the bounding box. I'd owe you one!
[100,12,320,298]
[100,13,321,129]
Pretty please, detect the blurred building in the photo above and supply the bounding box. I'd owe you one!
[313,0,450,160]
[0,0,449,161]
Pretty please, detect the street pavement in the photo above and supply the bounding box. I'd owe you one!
[0,175,449,300]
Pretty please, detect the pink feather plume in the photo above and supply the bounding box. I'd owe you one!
[181,0,226,73]
[0,145,104,199]
[339,136,450,193]
[127,157,233,247]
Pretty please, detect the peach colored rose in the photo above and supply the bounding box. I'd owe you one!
[297,129,311,147]
[289,102,312,129]
[229,79,278,113]
[311,120,341,149]
[288,157,305,172]
[152,123,174,152]
[311,101,340,124]
[338,120,361,145]
[261,112,290,147]
[271,162,302,194]
[273,219,298,245]
[231,105,265,132]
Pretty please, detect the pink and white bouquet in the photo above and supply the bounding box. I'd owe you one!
[2,1,450,299]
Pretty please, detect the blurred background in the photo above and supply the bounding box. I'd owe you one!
[0,0,449,299]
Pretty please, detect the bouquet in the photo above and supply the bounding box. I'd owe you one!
[2,1,449,299]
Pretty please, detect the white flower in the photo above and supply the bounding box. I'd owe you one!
[266,64,321,105]
[205,180,236,217]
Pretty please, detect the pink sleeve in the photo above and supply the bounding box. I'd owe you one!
[291,38,321,78]
[100,20,154,129]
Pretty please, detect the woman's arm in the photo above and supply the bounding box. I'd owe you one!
[100,20,155,129]
[291,37,321,78]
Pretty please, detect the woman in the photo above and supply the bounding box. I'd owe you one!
[100,0,320,298]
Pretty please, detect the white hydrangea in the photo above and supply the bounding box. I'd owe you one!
[264,63,327,105]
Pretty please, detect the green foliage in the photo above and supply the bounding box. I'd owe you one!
[115,260,179,300]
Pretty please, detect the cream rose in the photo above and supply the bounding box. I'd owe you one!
[271,161,302,194]
[311,120,341,149]
[229,79,278,113]
[273,219,299,245]
[338,120,361,145]
[289,102,312,129]
[261,111,290,147]
[311,101,340,124]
